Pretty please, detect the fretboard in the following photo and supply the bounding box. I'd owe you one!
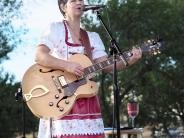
[81,50,133,78]
[80,40,163,79]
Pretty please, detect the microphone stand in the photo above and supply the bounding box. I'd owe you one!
[15,88,26,138]
[94,10,128,138]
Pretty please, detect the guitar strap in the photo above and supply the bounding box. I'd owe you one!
[80,29,94,63]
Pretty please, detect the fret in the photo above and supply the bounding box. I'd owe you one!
[104,58,113,66]
[100,61,105,68]
[94,64,100,70]
[98,63,103,69]
[92,66,96,71]
[102,61,107,67]
[117,52,132,63]
[100,62,105,68]
[109,57,114,64]
[117,55,123,62]
[101,61,107,67]
[106,59,110,65]
[107,60,111,65]
[88,66,93,73]
[84,68,90,76]
[123,51,132,59]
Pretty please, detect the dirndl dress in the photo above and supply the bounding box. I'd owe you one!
[37,20,107,138]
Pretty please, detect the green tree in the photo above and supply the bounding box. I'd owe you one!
[0,0,39,137]
[0,0,23,62]
[0,74,38,138]
[83,0,184,137]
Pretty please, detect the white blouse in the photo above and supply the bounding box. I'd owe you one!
[40,21,107,60]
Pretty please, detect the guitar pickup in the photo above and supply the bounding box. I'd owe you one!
[58,75,67,87]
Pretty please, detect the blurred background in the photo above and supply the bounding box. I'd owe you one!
[0,0,184,137]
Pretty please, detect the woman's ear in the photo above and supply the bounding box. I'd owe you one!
[60,3,66,13]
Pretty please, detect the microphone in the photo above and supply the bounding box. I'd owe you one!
[83,5,105,11]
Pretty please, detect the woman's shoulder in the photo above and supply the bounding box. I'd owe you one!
[47,20,65,31]
[87,31,102,41]
[87,31,100,38]
[41,20,65,37]
[40,20,65,42]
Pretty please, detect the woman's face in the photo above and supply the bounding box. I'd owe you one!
[62,0,84,18]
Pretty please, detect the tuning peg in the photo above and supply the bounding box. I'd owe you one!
[153,51,158,55]
[147,40,151,44]
[157,51,161,54]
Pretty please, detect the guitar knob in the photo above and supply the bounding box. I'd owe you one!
[49,102,54,107]
[65,100,70,104]
[59,107,64,112]
[55,94,60,99]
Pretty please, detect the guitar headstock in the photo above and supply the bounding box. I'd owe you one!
[140,39,164,56]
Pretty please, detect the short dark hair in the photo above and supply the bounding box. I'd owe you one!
[58,0,68,15]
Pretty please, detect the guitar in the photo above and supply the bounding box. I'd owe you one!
[21,40,163,119]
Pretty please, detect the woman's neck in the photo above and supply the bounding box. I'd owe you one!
[65,17,81,32]
[65,16,81,44]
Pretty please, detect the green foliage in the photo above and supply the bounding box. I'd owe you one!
[0,74,39,138]
[83,0,184,136]
[0,0,38,137]
[0,0,23,63]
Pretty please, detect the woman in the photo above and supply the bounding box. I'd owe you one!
[35,0,142,138]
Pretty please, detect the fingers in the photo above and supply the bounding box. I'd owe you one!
[128,47,142,65]
[132,47,142,59]
[66,62,84,76]
[74,66,84,76]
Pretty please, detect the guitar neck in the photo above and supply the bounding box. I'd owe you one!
[82,49,133,78]
[81,40,163,78]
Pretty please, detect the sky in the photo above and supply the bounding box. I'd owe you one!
[1,0,63,82]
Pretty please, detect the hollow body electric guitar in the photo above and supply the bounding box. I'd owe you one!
[22,40,163,119]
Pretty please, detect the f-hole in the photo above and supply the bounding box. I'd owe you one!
[56,96,68,108]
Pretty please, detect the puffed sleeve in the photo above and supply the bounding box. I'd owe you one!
[88,32,107,60]
[39,22,61,50]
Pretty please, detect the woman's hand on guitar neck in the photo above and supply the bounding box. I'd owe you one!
[128,47,142,65]
[64,61,84,76]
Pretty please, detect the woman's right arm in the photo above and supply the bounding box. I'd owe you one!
[35,44,84,76]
